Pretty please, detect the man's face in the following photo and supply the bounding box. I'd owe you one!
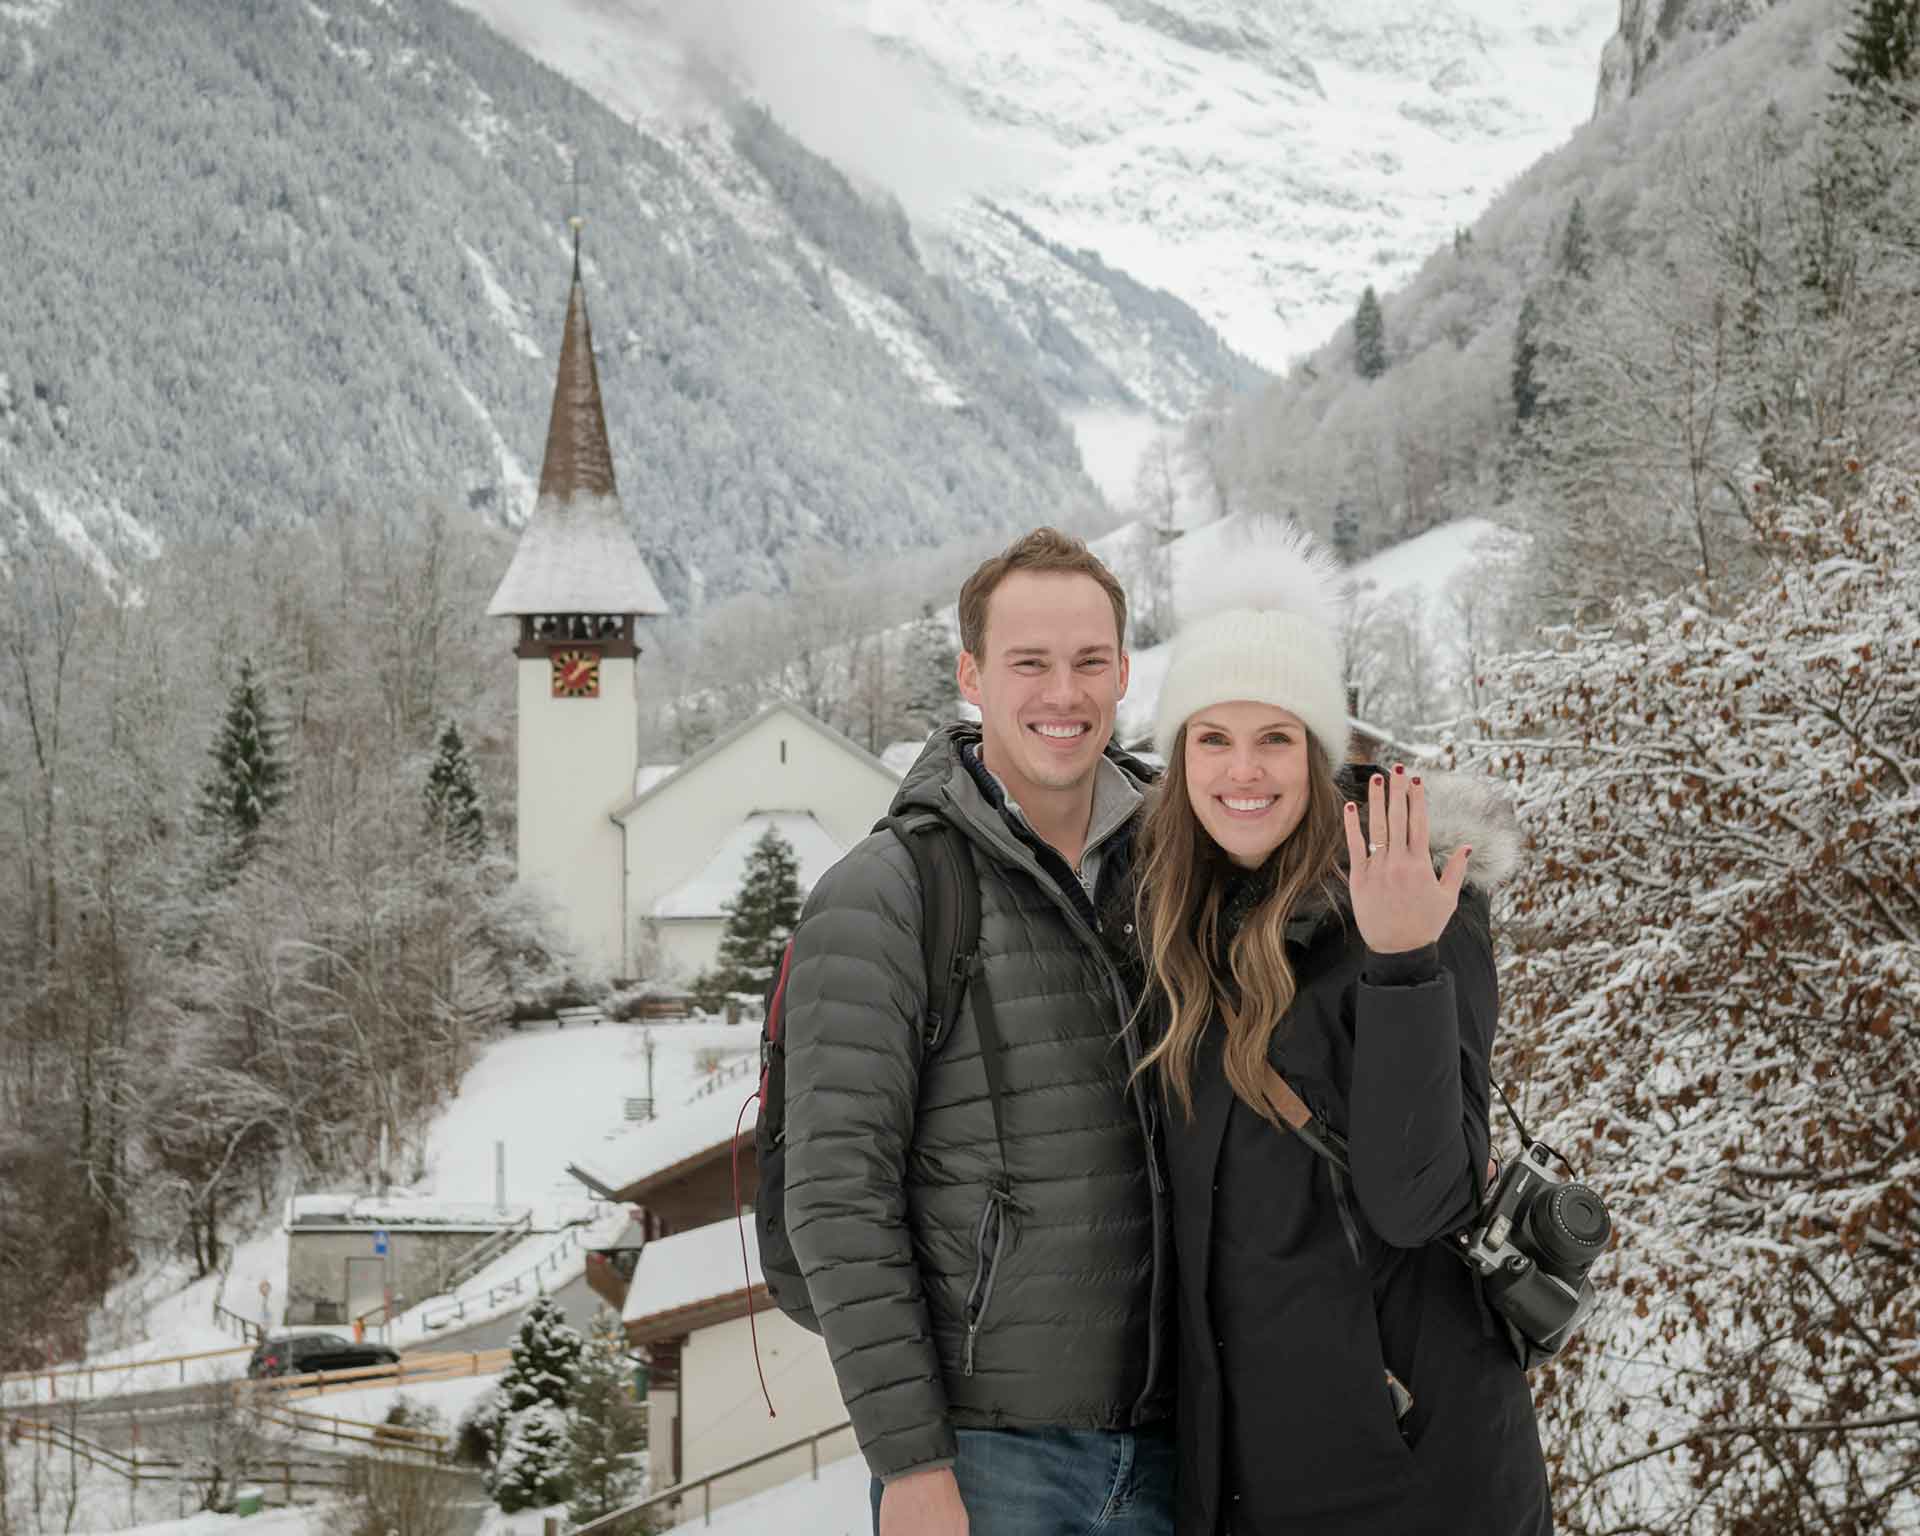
[957,570,1129,801]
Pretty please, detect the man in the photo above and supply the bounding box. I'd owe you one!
[784,528,1174,1536]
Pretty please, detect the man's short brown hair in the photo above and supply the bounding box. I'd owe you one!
[957,527,1128,658]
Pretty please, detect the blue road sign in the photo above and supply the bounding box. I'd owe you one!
[373,1228,389,1255]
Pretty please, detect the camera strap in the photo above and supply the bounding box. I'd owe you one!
[1259,1069,1353,1171]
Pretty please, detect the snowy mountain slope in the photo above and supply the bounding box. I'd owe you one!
[625,0,1622,371]
[0,0,1250,600]
[1593,0,1788,111]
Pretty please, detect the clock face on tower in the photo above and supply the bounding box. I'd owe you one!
[551,648,601,699]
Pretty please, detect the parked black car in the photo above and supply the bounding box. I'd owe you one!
[246,1331,401,1380]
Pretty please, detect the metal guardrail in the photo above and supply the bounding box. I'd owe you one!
[686,1054,757,1102]
[212,1299,266,1345]
[437,1209,536,1296]
[572,1420,854,1533]
[9,1415,355,1503]
[420,1220,598,1331]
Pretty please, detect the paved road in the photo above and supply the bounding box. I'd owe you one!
[407,1271,603,1354]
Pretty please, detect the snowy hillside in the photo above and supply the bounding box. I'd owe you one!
[526,0,1622,372]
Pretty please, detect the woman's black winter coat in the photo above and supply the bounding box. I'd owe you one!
[1149,783,1552,1535]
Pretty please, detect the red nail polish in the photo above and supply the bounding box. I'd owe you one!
[1411,776,1422,786]
[1394,764,1405,776]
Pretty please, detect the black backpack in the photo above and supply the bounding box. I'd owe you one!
[751,812,1009,1333]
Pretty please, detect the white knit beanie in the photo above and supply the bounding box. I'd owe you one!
[1152,522,1350,772]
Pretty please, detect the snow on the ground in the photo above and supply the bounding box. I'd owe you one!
[659,1453,869,1536]
[264,1369,502,1435]
[23,1021,764,1405]
[0,1449,340,1536]
[622,1218,762,1327]
[571,1067,760,1205]
[452,378,539,523]
[825,268,966,409]
[462,242,543,358]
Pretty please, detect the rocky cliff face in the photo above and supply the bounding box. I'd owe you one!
[1593,0,1788,112]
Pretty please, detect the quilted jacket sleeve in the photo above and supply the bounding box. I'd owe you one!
[782,838,953,1481]
[1347,887,1498,1248]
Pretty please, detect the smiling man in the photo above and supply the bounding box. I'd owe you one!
[782,528,1175,1536]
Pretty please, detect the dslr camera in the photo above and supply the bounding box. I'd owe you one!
[1452,1141,1611,1367]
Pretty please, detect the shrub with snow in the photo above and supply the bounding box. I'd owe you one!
[487,1401,574,1512]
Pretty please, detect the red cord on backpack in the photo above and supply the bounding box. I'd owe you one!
[733,1088,776,1418]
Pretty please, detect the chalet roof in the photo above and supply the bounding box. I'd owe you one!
[487,253,667,618]
[622,1217,765,1338]
[653,811,847,920]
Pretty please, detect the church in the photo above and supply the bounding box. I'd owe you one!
[486,233,898,984]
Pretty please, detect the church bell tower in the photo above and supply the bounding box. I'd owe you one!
[486,221,667,978]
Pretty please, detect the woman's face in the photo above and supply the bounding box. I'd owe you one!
[1183,701,1313,869]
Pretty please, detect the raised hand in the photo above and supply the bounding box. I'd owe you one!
[1342,764,1471,956]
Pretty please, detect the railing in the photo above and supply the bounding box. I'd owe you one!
[8,1415,357,1504]
[686,1054,757,1102]
[212,1299,266,1345]
[420,1220,598,1331]
[0,1343,253,1405]
[571,1420,854,1533]
[437,1210,536,1295]
[266,1347,513,1401]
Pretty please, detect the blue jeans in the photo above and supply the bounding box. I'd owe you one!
[870,1425,1175,1536]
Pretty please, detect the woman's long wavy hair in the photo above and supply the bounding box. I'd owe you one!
[1132,724,1350,1125]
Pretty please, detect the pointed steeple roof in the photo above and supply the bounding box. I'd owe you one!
[487,235,667,619]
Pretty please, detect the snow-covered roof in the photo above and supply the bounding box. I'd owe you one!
[622,1217,764,1329]
[486,491,668,616]
[880,739,927,777]
[569,1074,759,1201]
[611,701,899,822]
[285,1194,532,1230]
[633,763,678,796]
[652,811,847,920]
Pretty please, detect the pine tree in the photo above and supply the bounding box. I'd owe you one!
[1329,500,1361,565]
[424,718,485,858]
[566,1306,649,1527]
[196,655,286,876]
[1835,0,1918,94]
[901,604,959,732]
[1352,286,1388,379]
[502,1295,584,1414]
[700,824,804,997]
[488,1401,573,1512]
[1511,294,1541,422]
[1557,197,1593,282]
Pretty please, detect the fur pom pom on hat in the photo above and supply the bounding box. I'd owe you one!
[1152,521,1351,770]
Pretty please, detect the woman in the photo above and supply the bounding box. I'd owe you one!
[1129,531,1550,1535]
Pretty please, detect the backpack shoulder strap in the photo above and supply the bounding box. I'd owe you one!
[880,815,1015,1195]
[878,813,981,1051]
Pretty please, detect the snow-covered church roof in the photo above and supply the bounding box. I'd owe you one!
[652,810,848,920]
[487,247,667,618]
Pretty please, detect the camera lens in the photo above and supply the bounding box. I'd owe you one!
[1527,1184,1611,1275]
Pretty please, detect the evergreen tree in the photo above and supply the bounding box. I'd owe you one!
[701,824,804,997]
[502,1295,584,1414]
[424,719,485,857]
[1352,285,1388,379]
[488,1402,573,1512]
[901,604,959,732]
[566,1306,649,1527]
[196,655,286,876]
[1557,197,1594,281]
[1330,500,1361,565]
[1835,0,1918,95]
[1511,294,1541,422]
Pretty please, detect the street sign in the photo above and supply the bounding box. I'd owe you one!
[373,1228,389,1255]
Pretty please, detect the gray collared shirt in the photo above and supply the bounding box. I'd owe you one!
[970,744,1141,898]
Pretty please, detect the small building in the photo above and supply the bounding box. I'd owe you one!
[611,701,900,981]
[622,1219,851,1510]
[282,1195,532,1328]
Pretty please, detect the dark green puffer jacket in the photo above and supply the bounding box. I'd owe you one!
[782,724,1172,1481]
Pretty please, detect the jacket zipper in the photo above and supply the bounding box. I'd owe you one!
[1328,1162,1365,1270]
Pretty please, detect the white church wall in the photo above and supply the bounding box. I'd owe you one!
[649,917,726,982]
[618,708,898,978]
[516,653,636,980]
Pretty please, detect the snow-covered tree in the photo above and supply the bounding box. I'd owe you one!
[424,718,485,858]
[1352,285,1387,380]
[197,656,286,876]
[566,1306,649,1527]
[1556,195,1593,282]
[1510,294,1541,423]
[901,604,959,732]
[503,1295,584,1415]
[1455,461,1920,1535]
[699,824,803,998]
[487,1401,573,1512]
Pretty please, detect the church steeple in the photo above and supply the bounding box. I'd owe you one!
[486,222,666,622]
[487,222,665,983]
